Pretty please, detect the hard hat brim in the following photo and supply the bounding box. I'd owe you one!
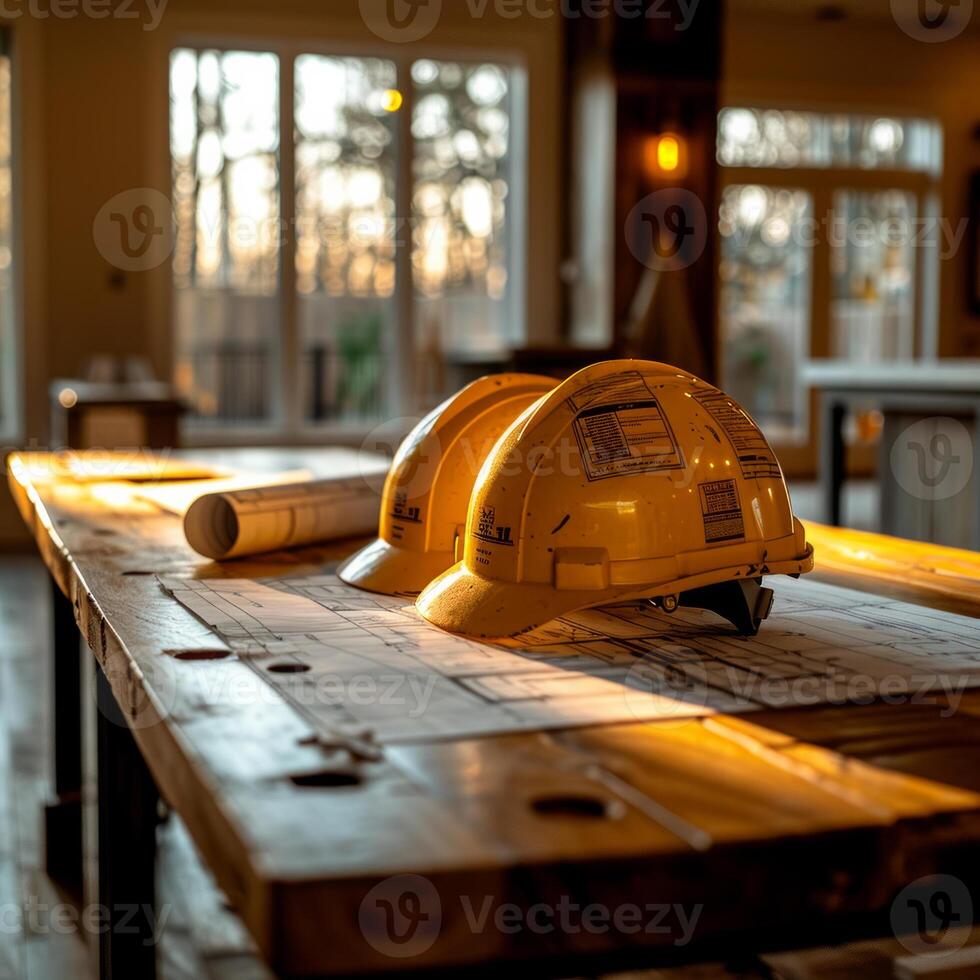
[416,561,619,640]
[337,537,455,598]
[417,546,816,640]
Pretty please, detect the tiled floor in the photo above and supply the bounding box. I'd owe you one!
[0,555,264,980]
[0,558,90,980]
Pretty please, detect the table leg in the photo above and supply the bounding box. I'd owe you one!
[44,578,83,900]
[820,397,847,526]
[96,664,159,980]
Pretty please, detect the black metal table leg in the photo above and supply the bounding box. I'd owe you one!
[820,397,847,526]
[44,578,84,900]
[96,664,159,980]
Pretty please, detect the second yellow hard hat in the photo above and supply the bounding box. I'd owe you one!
[338,372,557,597]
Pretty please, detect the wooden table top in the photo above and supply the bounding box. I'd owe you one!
[9,448,980,976]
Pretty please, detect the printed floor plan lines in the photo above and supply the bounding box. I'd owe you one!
[160,575,980,745]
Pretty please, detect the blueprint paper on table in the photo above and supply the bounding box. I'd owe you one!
[159,574,980,745]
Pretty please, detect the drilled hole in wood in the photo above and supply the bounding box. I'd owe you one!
[267,662,310,674]
[290,770,361,788]
[165,648,231,661]
[121,570,154,576]
[93,528,116,536]
[531,794,610,819]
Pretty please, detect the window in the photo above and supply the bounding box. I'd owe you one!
[0,34,15,441]
[412,60,518,384]
[717,108,942,443]
[295,54,397,424]
[170,46,525,432]
[171,49,280,424]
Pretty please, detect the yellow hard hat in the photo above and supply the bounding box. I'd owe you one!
[416,359,814,639]
[338,373,557,597]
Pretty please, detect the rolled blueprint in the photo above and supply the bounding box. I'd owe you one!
[184,471,387,560]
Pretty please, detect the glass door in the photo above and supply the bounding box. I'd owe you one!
[719,184,813,443]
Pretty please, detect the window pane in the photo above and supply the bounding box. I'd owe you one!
[171,48,280,425]
[295,54,398,423]
[718,108,941,175]
[412,59,518,402]
[718,108,827,169]
[0,41,13,438]
[719,185,812,442]
[830,189,916,361]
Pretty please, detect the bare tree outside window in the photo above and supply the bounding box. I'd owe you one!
[169,46,525,431]
[171,48,280,423]
[295,55,398,423]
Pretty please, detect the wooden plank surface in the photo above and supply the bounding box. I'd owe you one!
[8,449,980,976]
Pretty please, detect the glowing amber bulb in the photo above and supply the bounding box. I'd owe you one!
[657,134,681,172]
[642,132,687,179]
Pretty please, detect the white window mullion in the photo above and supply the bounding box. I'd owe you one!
[393,58,416,417]
[279,51,300,434]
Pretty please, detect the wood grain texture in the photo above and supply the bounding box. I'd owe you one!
[8,449,980,976]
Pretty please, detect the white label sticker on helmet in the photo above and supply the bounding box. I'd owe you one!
[693,390,781,480]
[698,479,746,543]
[568,382,685,483]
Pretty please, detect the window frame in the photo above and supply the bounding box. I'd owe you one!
[717,105,942,451]
[0,26,18,445]
[169,36,528,445]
